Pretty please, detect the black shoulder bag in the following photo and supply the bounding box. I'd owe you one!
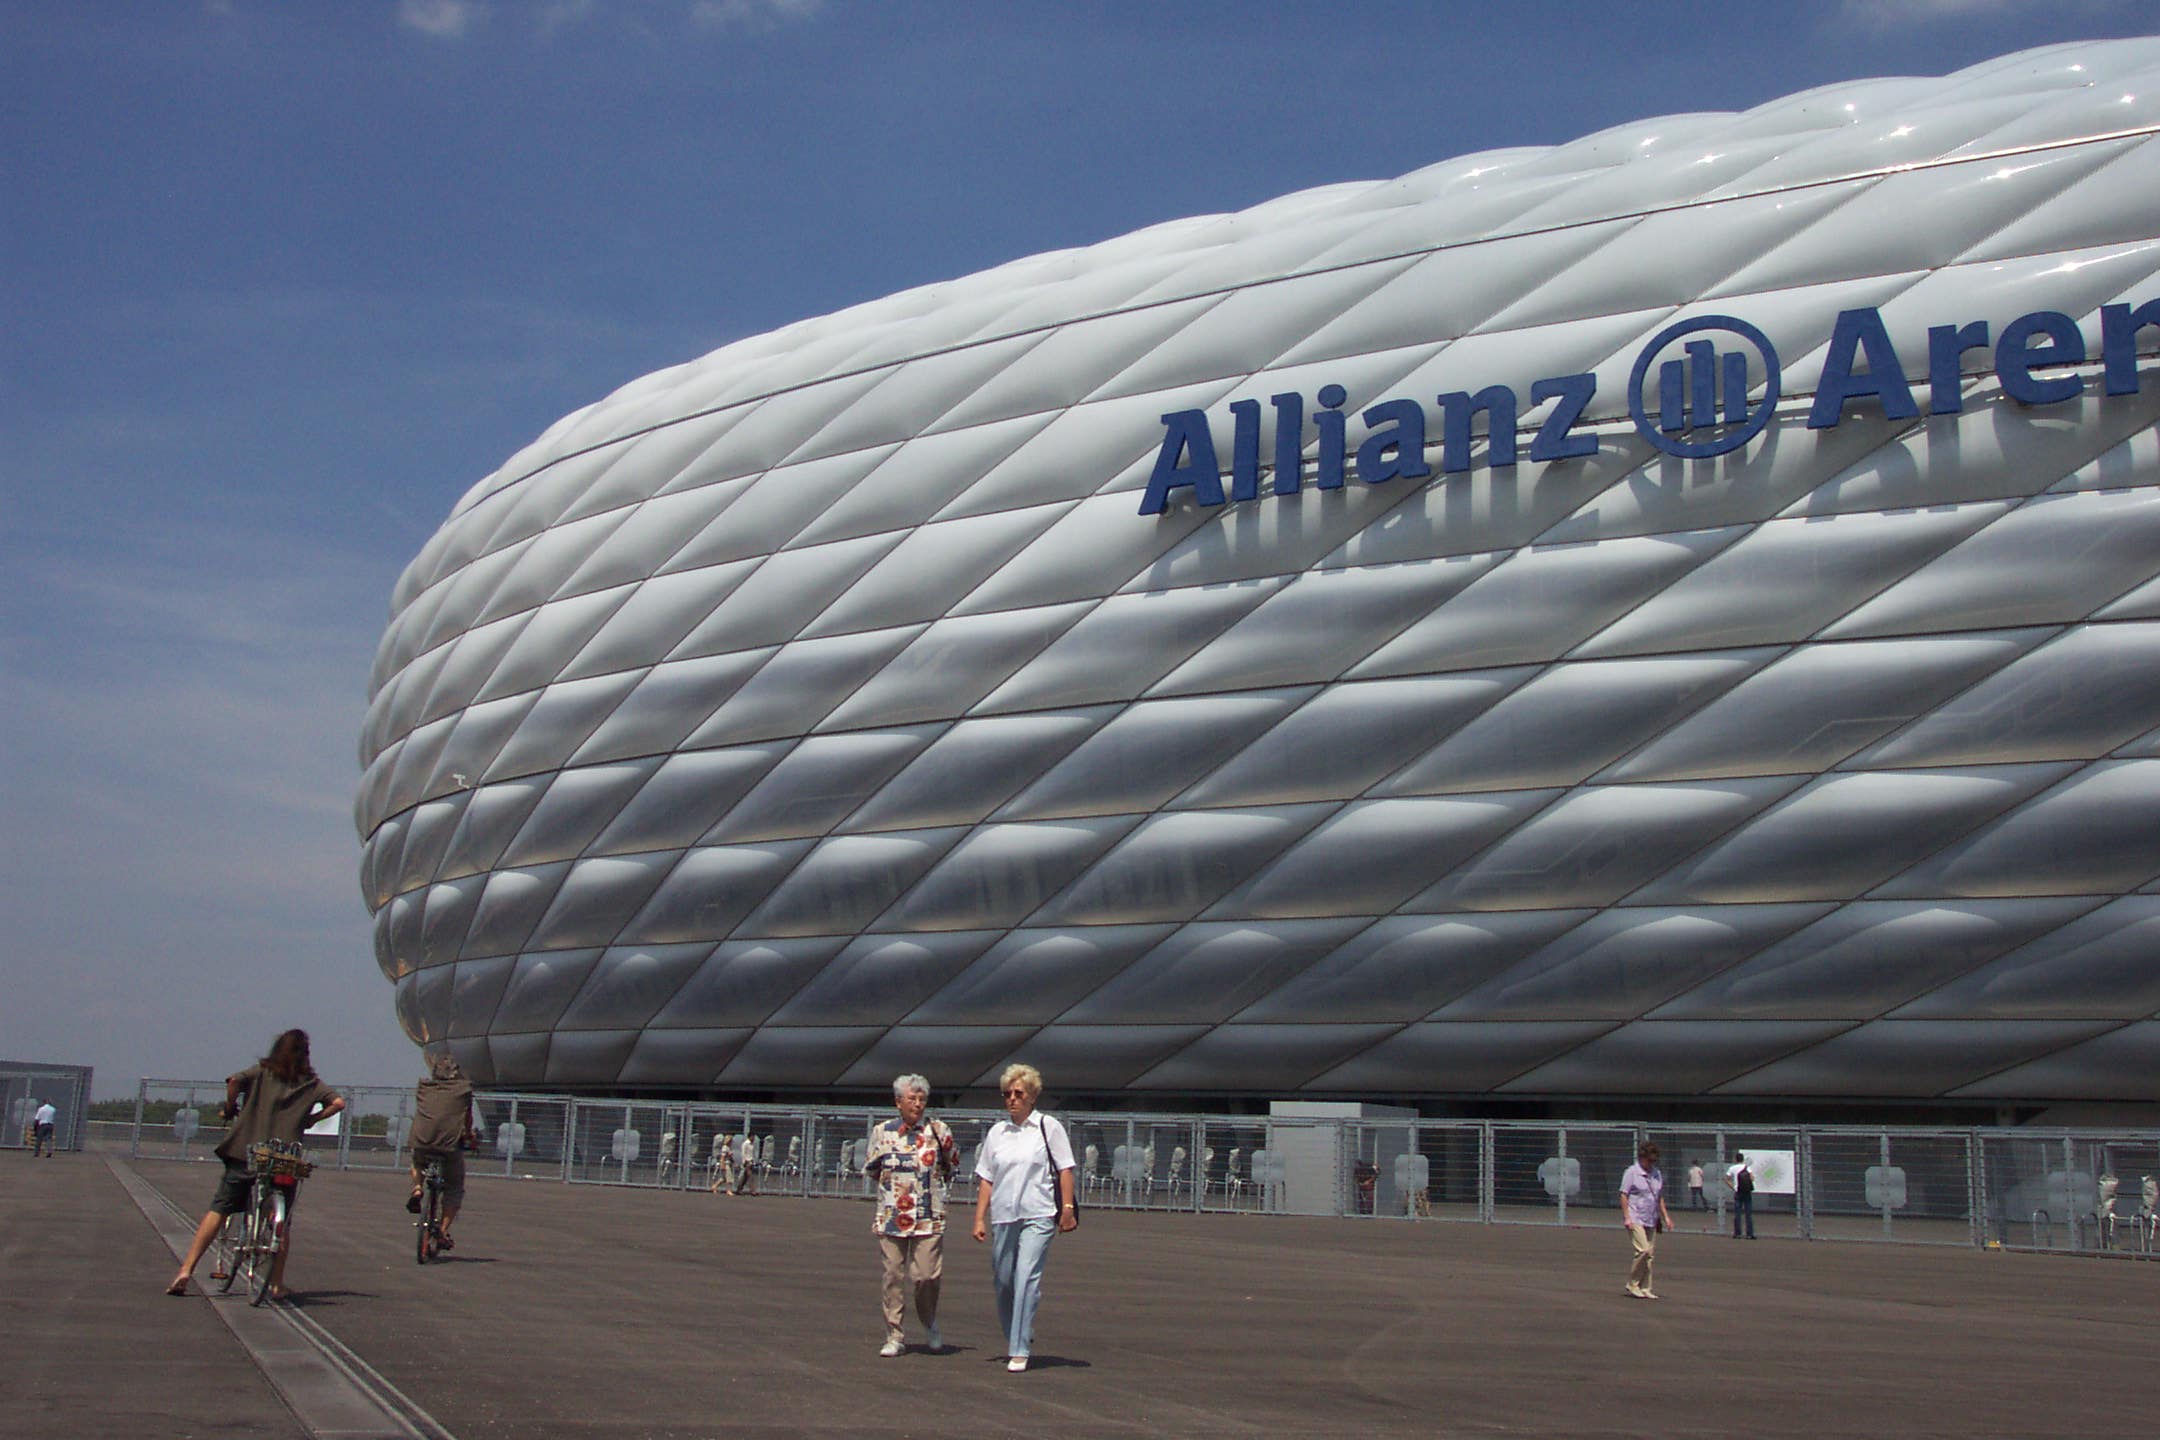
[1041,1117,1078,1227]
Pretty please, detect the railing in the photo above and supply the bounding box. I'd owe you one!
[116,1080,2160,1257]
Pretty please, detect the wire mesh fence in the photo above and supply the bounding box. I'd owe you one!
[119,1080,2160,1257]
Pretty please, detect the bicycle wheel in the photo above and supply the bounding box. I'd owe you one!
[249,1188,286,1306]
[214,1212,246,1294]
[416,1180,439,1264]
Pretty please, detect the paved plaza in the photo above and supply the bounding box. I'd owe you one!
[4,1151,2154,1438]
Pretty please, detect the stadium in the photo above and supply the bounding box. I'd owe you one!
[359,36,2160,1117]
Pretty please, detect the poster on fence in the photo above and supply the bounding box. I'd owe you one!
[1733,1149,1795,1195]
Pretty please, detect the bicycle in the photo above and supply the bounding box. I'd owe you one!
[415,1156,447,1263]
[228,1139,312,1304]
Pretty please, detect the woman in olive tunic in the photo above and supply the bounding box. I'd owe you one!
[166,1029,345,1299]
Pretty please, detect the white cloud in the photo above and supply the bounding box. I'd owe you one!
[689,0,822,31]
[1834,0,2130,30]
[537,0,600,38]
[398,0,485,39]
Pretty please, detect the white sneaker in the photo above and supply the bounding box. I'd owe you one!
[924,1325,942,1353]
[1007,1355,1029,1373]
[879,1337,905,1358]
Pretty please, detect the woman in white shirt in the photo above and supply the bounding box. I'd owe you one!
[970,1063,1077,1373]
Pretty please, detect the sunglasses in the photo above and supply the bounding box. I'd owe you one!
[1001,1088,1032,1099]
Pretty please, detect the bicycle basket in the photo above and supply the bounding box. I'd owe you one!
[248,1140,315,1180]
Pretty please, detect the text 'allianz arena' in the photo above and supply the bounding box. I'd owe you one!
[360,38,2160,1111]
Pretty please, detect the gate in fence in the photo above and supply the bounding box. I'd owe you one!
[1,1062,91,1154]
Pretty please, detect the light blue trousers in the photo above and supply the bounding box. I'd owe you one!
[989,1217,1056,1358]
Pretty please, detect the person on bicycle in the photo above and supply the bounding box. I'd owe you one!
[166,1028,344,1299]
[406,1051,478,1249]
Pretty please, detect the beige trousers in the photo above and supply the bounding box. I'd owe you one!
[1627,1222,1656,1294]
[878,1232,943,1337]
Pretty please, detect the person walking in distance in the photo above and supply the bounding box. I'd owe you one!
[31,1100,57,1157]
[971,1064,1077,1374]
[1619,1141,1673,1300]
[1727,1152,1757,1239]
[1687,1162,1706,1212]
[732,1131,759,1195]
[864,1074,960,1357]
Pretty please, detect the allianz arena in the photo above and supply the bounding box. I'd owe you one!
[360,38,2160,1111]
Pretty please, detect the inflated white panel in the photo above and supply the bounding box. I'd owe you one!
[1576,505,2008,657]
[997,693,1303,821]
[1348,532,1733,680]
[1823,486,2160,637]
[799,504,1066,639]
[1605,633,2041,783]
[617,842,814,946]
[362,38,2160,1100]
[1646,765,2073,904]
[683,628,920,746]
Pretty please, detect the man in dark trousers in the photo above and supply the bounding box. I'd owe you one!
[1726,1152,1756,1239]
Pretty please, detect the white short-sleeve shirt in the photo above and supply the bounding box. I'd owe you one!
[975,1113,1075,1225]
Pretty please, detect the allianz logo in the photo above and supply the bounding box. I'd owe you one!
[1137,298,2160,516]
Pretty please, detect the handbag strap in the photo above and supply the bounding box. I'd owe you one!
[1039,1116,1062,1205]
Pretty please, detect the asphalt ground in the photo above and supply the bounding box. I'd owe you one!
[7,1150,2156,1439]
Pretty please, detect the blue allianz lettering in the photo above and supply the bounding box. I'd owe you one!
[1138,300,2160,516]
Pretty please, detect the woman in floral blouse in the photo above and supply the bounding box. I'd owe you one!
[864,1072,959,1357]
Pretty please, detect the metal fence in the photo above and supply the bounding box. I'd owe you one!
[2,1063,92,1153]
[115,1081,2160,1258]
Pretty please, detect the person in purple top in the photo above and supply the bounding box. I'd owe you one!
[1619,1141,1673,1300]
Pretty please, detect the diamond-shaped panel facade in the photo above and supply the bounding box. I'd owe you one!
[362,40,2160,1102]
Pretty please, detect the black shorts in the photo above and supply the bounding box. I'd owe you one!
[209,1158,301,1217]
[411,1146,467,1205]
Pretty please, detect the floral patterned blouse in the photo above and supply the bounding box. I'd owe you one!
[864,1117,959,1237]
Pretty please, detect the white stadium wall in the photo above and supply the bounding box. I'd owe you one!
[359,39,2160,1107]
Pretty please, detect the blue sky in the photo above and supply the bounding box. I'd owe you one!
[3,0,2150,1097]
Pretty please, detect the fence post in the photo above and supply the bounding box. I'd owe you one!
[1967,1129,1983,1248]
[2064,1135,2080,1253]
[1797,1129,1813,1241]
[1879,1132,1894,1241]
[131,1080,146,1160]
[1555,1127,1568,1226]
[1714,1129,1727,1232]
[1479,1122,1493,1224]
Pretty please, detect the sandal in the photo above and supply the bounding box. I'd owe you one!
[164,1277,191,1297]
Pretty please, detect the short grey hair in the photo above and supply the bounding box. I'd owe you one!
[892,1073,931,1100]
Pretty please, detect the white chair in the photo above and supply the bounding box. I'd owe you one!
[1223,1147,1245,1202]
[1163,1145,1187,1201]
[783,1134,802,1178]
[655,1130,677,1183]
